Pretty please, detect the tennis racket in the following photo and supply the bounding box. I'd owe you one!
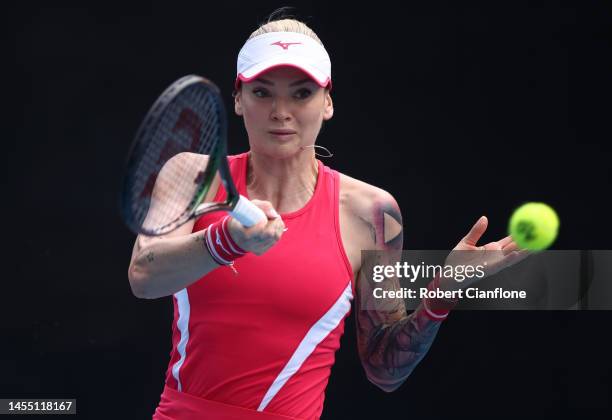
[120,75,266,236]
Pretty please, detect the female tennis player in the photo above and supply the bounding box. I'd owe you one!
[128,16,527,420]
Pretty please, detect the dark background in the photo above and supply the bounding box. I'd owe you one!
[8,1,612,418]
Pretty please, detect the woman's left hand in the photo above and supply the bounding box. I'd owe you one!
[442,216,531,290]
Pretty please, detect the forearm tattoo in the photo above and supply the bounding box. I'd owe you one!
[357,298,443,386]
[356,199,443,389]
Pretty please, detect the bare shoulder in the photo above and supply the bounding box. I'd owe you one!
[157,152,211,189]
[143,152,217,240]
[162,152,208,172]
[155,152,218,203]
[338,173,401,221]
[338,172,403,250]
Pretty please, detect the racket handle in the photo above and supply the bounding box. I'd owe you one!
[230,195,267,227]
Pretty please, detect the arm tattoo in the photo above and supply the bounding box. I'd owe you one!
[356,197,443,390]
[357,295,443,386]
[146,251,154,263]
[371,201,403,250]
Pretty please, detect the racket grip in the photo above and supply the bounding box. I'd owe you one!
[230,195,267,227]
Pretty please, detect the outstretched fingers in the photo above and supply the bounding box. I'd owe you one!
[462,216,489,246]
[501,241,519,255]
[498,235,514,248]
[503,249,531,268]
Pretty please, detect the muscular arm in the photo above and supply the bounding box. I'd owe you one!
[355,196,445,392]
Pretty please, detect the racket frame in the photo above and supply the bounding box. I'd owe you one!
[121,75,241,235]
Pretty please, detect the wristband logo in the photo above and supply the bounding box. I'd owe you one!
[215,228,230,254]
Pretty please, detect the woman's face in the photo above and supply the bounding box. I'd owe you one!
[234,66,333,159]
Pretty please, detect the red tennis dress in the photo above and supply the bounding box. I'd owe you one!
[153,152,354,419]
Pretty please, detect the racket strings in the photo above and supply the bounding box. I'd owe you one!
[128,84,223,233]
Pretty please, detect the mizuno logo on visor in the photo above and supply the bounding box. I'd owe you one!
[271,41,302,50]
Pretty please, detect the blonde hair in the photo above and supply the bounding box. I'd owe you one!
[247,18,324,46]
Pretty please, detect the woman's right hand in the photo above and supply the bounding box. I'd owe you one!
[227,200,286,255]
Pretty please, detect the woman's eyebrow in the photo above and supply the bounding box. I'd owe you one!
[253,78,273,85]
[289,78,313,86]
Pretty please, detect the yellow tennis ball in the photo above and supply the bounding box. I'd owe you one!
[508,202,560,250]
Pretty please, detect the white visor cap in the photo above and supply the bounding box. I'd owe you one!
[236,32,332,90]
